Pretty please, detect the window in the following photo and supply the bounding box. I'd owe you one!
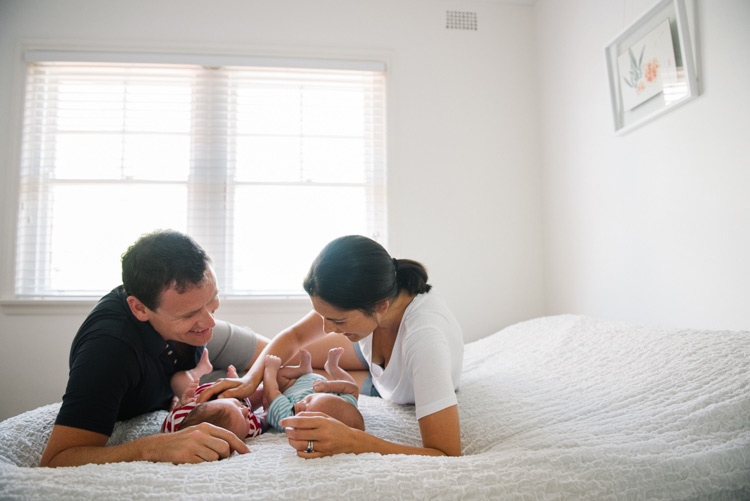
[15,53,386,298]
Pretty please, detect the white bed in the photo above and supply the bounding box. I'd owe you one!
[1,315,748,500]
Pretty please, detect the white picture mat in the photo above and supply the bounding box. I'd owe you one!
[605,0,699,134]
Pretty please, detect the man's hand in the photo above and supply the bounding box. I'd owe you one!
[146,422,250,464]
[40,423,250,467]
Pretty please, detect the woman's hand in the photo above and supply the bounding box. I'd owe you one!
[279,412,360,458]
[195,376,251,403]
[280,407,461,457]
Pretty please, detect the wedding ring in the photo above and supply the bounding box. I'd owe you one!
[306,440,314,453]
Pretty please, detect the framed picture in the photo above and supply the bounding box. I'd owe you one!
[605,0,699,135]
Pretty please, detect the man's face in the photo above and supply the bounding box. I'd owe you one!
[145,267,220,346]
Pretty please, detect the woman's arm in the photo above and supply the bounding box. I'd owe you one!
[197,311,329,402]
[280,404,461,457]
[417,405,461,456]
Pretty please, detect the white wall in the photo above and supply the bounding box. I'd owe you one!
[536,0,750,331]
[4,0,746,424]
[0,0,544,420]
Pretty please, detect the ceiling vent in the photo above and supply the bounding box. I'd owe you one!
[446,11,478,31]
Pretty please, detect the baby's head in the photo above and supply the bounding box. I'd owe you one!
[294,393,365,431]
[181,399,255,439]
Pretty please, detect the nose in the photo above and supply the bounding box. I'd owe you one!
[197,307,216,329]
[323,319,339,334]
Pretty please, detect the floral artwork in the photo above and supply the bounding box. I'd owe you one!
[617,18,676,111]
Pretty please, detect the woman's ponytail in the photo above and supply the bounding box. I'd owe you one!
[304,236,431,314]
[393,259,432,295]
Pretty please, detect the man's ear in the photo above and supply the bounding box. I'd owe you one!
[126,295,151,322]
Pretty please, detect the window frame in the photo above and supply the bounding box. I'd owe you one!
[1,47,389,308]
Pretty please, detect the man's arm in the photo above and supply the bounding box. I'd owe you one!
[205,320,271,377]
[40,423,250,467]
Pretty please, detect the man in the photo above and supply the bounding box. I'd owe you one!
[40,230,270,467]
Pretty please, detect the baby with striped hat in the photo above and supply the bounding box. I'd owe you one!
[161,349,263,439]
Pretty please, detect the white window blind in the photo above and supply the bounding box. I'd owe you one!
[15,57,386,298]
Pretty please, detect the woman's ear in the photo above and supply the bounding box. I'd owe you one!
[374,299,390,315]
[126,295,151,322]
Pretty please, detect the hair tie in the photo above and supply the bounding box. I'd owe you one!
[392,258,399,271]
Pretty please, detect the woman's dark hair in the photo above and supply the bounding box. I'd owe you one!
[303,235,431,314]
[121,229,211,311]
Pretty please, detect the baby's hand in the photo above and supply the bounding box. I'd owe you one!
[312,379,330,393]
[169,395,180,412]
[174,379,200,407]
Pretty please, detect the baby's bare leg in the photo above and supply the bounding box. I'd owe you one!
[325,347,356,384]
[275,349,313,390]
[263,355,284,403]
[171,348,213,405]
[193,348,213,378]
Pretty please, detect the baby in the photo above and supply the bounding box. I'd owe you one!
[264,347,364,431]
[161,349,264,439]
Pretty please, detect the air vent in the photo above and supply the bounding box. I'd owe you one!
[446,11,478,31]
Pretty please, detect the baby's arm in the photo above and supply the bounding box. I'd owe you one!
[312,379,360,399]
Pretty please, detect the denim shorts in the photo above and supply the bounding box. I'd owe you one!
[353,342,381,398]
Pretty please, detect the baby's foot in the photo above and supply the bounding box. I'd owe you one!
[226,364,239,378]
[299,349,313,373]
[325,346,345,374]
[193,348,213,378]
[265,354,282,371]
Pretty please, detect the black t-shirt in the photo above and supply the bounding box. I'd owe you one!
[55,287,203,436]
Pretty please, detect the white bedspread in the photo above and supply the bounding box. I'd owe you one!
[1,315,749,500]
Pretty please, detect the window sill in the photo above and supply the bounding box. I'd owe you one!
[0,295,311,316]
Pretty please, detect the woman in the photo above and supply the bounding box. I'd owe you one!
[200,235,463,457]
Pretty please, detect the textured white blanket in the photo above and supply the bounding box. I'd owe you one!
[1,315,749,500]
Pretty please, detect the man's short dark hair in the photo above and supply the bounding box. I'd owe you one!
[121,229,211,311]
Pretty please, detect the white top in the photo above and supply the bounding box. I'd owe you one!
[359,292,463,420]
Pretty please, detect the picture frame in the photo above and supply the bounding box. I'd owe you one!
[605,0,699,135]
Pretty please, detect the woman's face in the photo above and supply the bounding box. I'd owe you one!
[310,296,378,342]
